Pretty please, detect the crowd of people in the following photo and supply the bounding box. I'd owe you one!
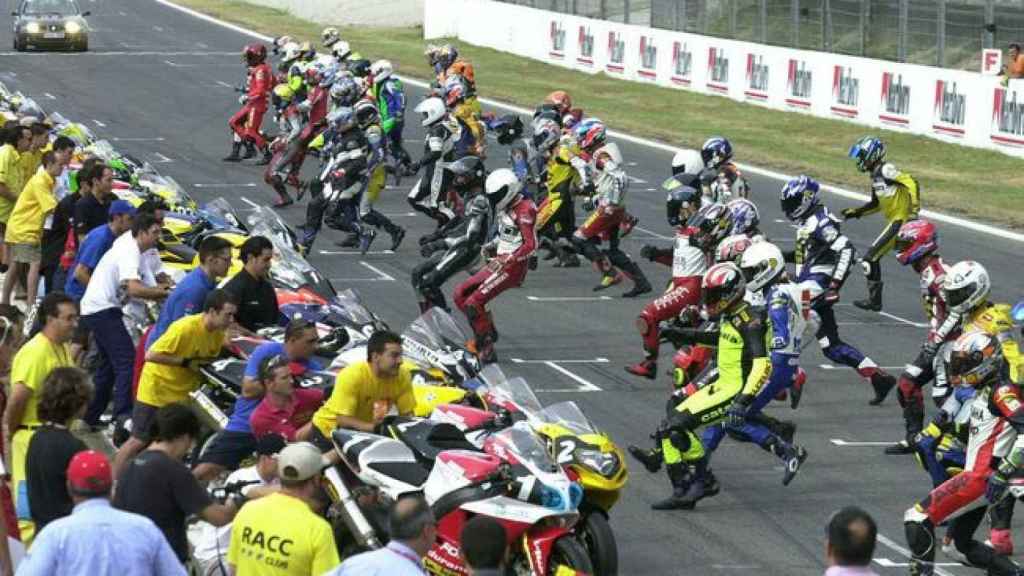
[0,18,1018,576]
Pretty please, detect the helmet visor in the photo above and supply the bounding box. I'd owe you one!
[780,193,804,218]
[944,284,975,311]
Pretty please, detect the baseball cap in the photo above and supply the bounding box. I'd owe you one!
[277,442,330,482]
[66,450,113,495]
[255,433,287,457]
[108,199,137,217]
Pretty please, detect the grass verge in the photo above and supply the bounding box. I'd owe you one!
[175,0,1024,228]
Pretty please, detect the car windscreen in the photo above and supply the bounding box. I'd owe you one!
[22,0,78,16]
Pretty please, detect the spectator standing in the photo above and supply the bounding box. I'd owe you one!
[310,330,415,449]
[191,433,283,576]
[0,305,23,570]
[249,353,324,441]
[113,290,237,477]
[824,506,880,576]
[1002,42,1024,84]
[328,493,435,575]
[38,137,78,294]
[4,292,76,543]
[222,235,279,332]
[0,124,33,270]
[2,151,65,306]
[24,367,91,532]
[18,450,185,576]
[193,319,320,483]
[113,404,237,563]
[17,122,49,184]
[79,213,168,431]
[460,516,508,576]
[73,161,113,240]
[62,199,135,300]
[227,441,339,575]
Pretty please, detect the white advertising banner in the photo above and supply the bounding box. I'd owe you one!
[424,0,1024,158]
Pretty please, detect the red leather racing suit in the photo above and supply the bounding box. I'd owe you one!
[454,196,537,340]
[229,62,272,149]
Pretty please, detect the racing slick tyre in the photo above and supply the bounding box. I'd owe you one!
[549,535,595,575]
[579,511,618,576]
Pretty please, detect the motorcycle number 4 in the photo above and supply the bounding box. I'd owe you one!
[557,440,576,464]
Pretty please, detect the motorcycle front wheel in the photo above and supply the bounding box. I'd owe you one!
[547,535,594,575]
[579,511,618,576]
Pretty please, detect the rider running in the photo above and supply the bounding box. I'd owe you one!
[453,169,536,364]
[264,61,329,207]
[630,262,804,510]
[725,197,762,240]
[624,199,727,379]
[407,97,463,228]
[352,100,405,251]
[443,75,485,158]
[903,331,1024,576]
[700,137,749,202]
[369,60,413,177]
[571,142,651,297]
[779,175,897,404]
[413,157,491,313]
[844,136,920,312]
[224,43,273,164]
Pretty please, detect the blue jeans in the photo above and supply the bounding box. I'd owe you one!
[81,307,135,425]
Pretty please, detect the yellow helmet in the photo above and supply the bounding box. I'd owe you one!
[273,84,294,102]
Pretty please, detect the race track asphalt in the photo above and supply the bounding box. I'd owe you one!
[3,3,1022,573]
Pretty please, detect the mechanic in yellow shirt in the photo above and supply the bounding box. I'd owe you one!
[17,122,49,183]
[228,442,339,576]
[0,124,33,265]
[310,330,415,451]
[111,289,237,478]
[6,292,77,542]
[2,151,63,306]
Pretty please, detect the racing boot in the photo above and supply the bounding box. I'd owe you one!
[539,237,559,261]
[650,463,697,510]
[552,244,580,268]
[621,276,653,299]
[702,467,720,498]
[593,271,623,292]
[222,141,243,162]
[388,227,406,251]
[270,178,294,208]
[868,370,897,406]
[760,437,808,486]
[628,445,663,473]
[790,368,806,409]
[334,234,359,248]
[625,358,658,379]
[358,228,377,255]
[854,280,883,312]
[256,145,272,166]
[242,140,258,160]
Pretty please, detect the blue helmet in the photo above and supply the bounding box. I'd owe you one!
[780,175,820,221]
[326,106,355,131]
[848,136,885,172]
[726,198,760,236]
[701,136,733,169]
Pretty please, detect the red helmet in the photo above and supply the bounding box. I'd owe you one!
[243,43,267,66]
[895,219,938,266]
[702,262,747,319]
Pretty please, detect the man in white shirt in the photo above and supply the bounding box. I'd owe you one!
[328,493,435,576]
[79,213,169,430]
[190,434,282,576]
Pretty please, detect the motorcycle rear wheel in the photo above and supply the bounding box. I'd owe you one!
[580,512,618,576]
[548,535,594,575]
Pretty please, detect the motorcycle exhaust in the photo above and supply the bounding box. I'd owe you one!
[323,466,382,550]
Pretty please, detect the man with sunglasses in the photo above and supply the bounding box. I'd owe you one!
[193,319,321,484]
[250,353,325,441]
[112,290,238,478]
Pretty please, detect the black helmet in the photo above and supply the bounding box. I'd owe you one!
[687,203,732,251]
[450,156,486,190]
[663,174,702,227]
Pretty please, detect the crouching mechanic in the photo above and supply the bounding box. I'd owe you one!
[844,136,920,312]
[571,142,651,297]
[453,169,537,364]
[903,331,1024,576]
[631,263,802,510]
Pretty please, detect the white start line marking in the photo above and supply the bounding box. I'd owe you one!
[331,262,395,283]
[525,295,612,302]
[830,438,899,447]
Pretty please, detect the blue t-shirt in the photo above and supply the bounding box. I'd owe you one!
[223,341,323,433]
[146,267,216,350]
[64,224,116,299]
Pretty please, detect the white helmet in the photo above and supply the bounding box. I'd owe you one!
[739,241,785,292]
[281,42,302,63]
[485,169,522,213]
[332,40,352,61]
[942,261,990,315]
[672,149,703,176]
[949,330,1004,388]
[371,59,393,83]
[414,97,446,127]
[321,27,340,47]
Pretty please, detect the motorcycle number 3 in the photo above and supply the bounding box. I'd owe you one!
[557,440,576,464]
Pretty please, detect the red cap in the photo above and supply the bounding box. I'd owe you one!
[67,450,112,495]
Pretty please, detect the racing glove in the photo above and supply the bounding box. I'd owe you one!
[840,207,863,220]
[238,94,249,105]
[819,280,843,305]
[988,467,1012,503]
[639,244,667,262]
[725,394,754,427]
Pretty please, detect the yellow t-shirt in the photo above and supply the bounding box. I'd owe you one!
[227,492,339,576]
[137,314,225,407]
[5,170,56,246]
[18,150,41,185]
[312,361,416,438]
[9,332,74,427]
[0,144,25,223]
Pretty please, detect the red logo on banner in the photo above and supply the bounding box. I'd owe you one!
[671,41,692,85]
[991,86,1024,146]
[607,31,624,73]
[879,71,911,127]
[707,47,729,94]
[549,20,565,59]
[577,25,593,65]
[639,36,657,79]
[831,65,859,117]
[786,59,812,109]
[931,80,966,137]
[744,53,768,101]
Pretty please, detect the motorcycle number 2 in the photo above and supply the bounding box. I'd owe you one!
[557,440,576,464]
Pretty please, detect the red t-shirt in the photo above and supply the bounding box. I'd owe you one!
[249,388,325,441]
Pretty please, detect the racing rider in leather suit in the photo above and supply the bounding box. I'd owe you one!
[453,169,537,365]
[225,43,273,164]
[408,97,463,228]
[903,331,1024,576]
[700,137,750,202]
[780,175,897,404]
[369,60,413,177]
[844,136,921,312]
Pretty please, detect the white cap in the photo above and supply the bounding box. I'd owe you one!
[277,442,330,482]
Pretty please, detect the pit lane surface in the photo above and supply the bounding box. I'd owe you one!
[4,3,1022,573]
